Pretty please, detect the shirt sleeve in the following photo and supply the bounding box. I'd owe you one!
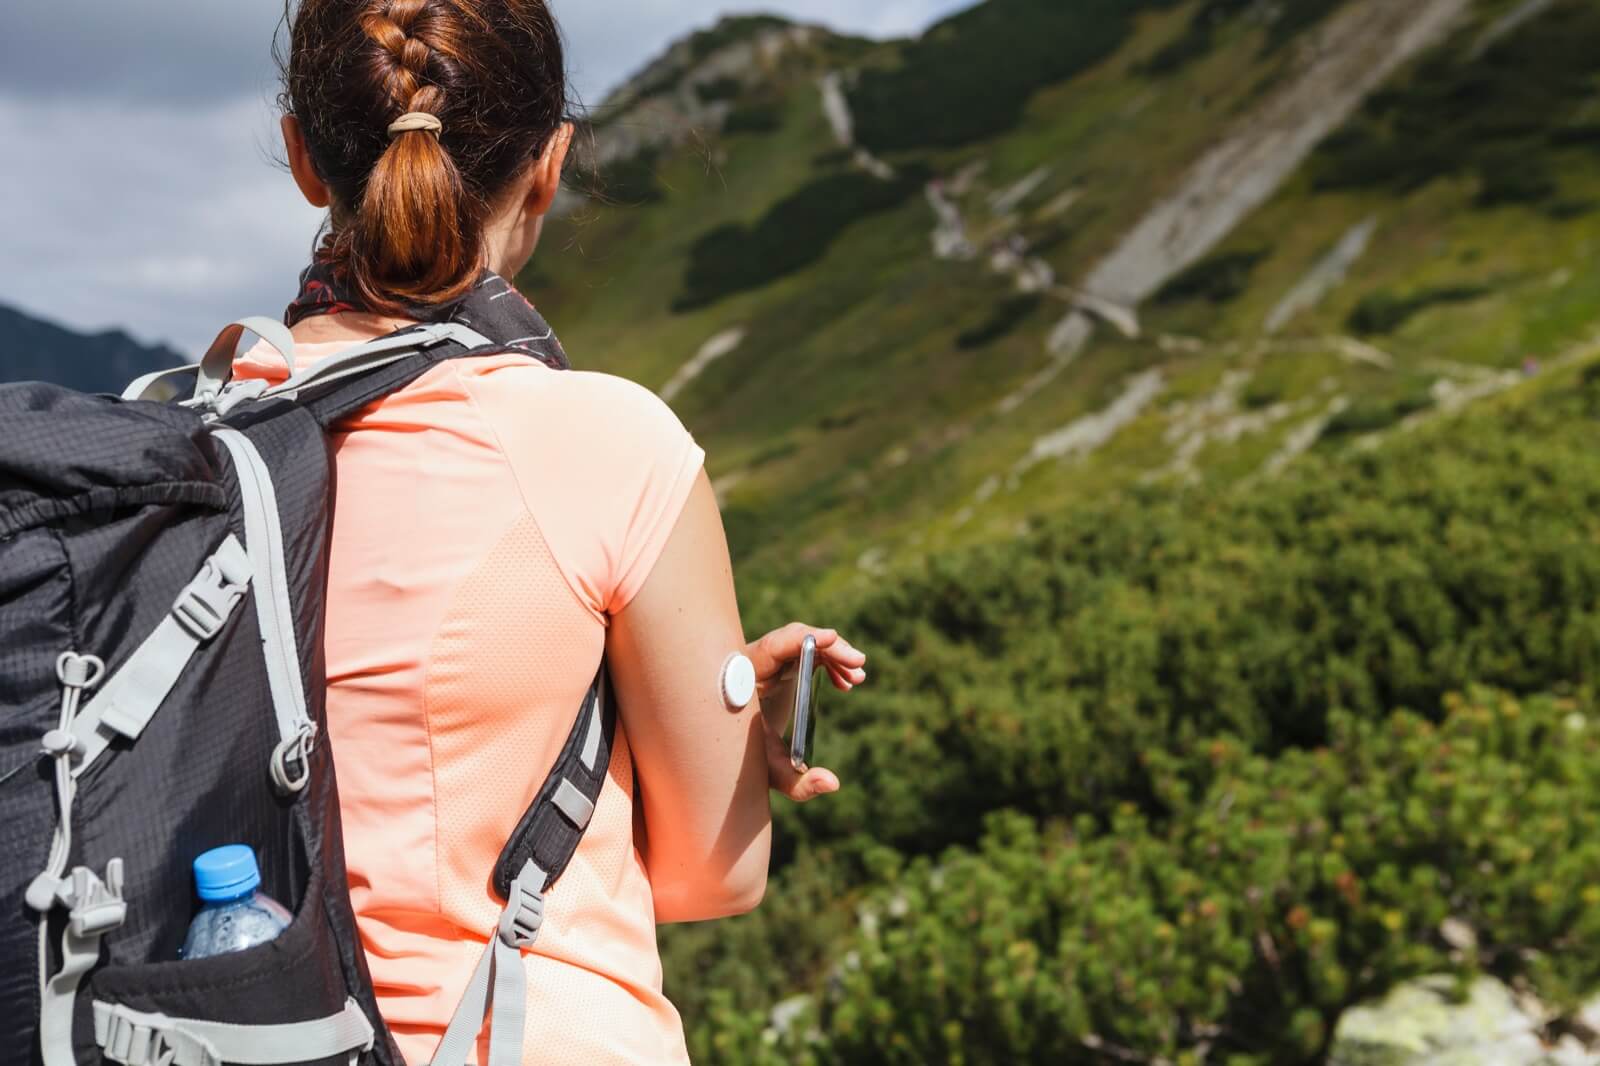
[466,367,706,621]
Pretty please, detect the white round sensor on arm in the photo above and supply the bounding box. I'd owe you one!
[720,653,757,710]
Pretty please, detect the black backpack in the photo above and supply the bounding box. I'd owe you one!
[2,319,614,1066]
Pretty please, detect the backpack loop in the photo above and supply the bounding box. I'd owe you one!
[269,724,317,796]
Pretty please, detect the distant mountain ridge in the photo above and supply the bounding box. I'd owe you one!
[0,301,183,395]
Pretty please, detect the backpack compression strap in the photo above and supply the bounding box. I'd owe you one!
[428,669,616,1066]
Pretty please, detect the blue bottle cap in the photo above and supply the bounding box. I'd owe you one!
[193,845,262,902]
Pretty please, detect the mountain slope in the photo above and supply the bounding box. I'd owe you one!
[525,0,1600,601]
[512,4,1600,1060]
[0,301,182,395]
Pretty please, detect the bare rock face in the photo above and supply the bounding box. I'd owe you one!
[582,19,823,172]
[1331,977,1600,1066]
[1079,0,1473,310]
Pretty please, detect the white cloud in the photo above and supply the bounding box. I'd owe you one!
[0,95,323,354]
[0,0,972,353]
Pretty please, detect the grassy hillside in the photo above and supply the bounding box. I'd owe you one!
[520,1,1600,1060]
[527,0,1600,603]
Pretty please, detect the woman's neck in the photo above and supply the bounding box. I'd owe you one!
[287,310,417,349]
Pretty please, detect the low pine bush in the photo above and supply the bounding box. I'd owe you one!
[675,168,925,310]
[722,689,1600,1065]
[664,358,1600,1063]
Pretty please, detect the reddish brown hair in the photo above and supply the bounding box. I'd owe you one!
[281,0,568,313]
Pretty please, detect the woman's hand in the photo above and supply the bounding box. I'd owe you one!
[745,623,867,804]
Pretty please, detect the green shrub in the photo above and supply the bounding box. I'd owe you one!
[776,689,1600,1064]
[664,360,1600,1060]
[1153,248,1269,306]
[956,294,1045,350]
[576,149,665,206]
[848,0,1168,153]
[1346,284,1491,335]
[675,168,927,310]
[1311,1,1600,200]
[1475,147,1558,207]
[1142,0,1347,75]
[1318,393,1433,440]
[695,77,744,105]
[724,100,784,136]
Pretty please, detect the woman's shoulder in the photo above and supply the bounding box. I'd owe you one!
[455,358,705,618]
[459,359,692,449]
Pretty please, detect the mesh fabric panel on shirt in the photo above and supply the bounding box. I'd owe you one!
[423,512,684,1064]
[426,511,603,923]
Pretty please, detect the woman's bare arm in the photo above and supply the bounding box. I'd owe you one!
[607,471,773,923]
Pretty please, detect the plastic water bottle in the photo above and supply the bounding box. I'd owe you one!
[179,845,292,959]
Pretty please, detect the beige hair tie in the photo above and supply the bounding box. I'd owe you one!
[387,112,443,138]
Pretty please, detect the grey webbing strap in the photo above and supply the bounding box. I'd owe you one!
[579,674,605,771]
[255,322,493,403]
[429,861,547,1066]
[93,997,375,1066]
[124,319,288,403]
[41,920,106,1066]
[69,536,252,776]
[209,428,315,794]
[38,862,128,1066]
[125,321,493,409]
[194,317,297,404]
[123,362,201,403]
[550,778,596,830]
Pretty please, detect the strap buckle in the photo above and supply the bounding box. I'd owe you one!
[208,378,269,419]
[94,1003,220,1066]
[497,863,546,949]
[68,859,128,938]
[27,860,127,935]
[170,550,251,642]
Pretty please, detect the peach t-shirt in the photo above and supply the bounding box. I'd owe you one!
[235,341,704,1065]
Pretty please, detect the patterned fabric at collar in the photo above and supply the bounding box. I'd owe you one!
[283,258,570,371]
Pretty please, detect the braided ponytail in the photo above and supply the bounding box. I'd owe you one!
[283,0,569,314]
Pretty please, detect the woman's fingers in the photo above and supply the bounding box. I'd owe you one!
[762,713,840,802]
[747,623,837,680]
[819,637,867,670]
[818,635,866,692]
[785,765,840,802]
[824,661,866,691]
[747,623,867,684]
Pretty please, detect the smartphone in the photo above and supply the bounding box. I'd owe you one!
[788,635,819,772]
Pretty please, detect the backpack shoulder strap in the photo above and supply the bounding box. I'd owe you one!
[493,667,617,899]
[279,323,501,426]
[428,670,616,1066]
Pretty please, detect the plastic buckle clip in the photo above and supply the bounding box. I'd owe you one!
[209,379,269,419]
[68,860,127,938]
[95,1002,221,1066]
[171,556,249,642]
[498,867,546,949]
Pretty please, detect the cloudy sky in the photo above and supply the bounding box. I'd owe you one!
[0,0,968,354]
